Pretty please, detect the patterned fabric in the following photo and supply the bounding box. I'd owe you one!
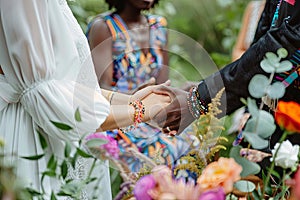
[104,13,167,92]
[91,13,192,172]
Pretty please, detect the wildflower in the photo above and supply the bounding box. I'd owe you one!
[270,140,299,169]
[134,175,156,200]
[199,188,225,200]
[85,132,119,159]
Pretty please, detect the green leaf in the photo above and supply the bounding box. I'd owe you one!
[47,155,57,171]
[76,148,93,158]
[75,107,82,122]
[21,154,45,160]
[64,142,72,158]
[277,48,288,59]
[51,192,57,200]
[243,131,269,149]
[61,160,68,180]
[247,97,259,117]
[85,138,108,149]
[248,75,268,98]
[37,130,48,150]
[260,59,276,73]
[25,187,42,196]
[244,111,276,139]
[276,60,293,73]
[51,121,73,131]
[71,152,78,169]
[234,180,256,193]
[42,171,57,178]
[230,146,261,177]
[267,82,286,99]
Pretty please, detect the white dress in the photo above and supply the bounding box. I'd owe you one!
[0,0,112,199]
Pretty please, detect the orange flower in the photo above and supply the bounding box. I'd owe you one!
[197,158,242,193]
[275,101,300,133]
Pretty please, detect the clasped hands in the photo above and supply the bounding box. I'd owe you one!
[131,80,196,136]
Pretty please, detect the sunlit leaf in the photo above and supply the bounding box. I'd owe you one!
[64,142,72,158]
[75,108,82,122]
[277,48,288,59]
[47,155,57,171]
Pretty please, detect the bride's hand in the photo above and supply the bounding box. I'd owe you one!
[131,79,171,101]
[141,93,171,122]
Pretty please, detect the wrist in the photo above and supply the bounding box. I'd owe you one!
[187,86,208,119]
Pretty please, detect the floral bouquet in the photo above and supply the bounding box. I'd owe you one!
[106,48,300,200]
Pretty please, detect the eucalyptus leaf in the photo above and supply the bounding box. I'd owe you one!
[260,59,276,73]
[247,97,259,117]
[51,192,57,200]
[266,82,286,99]
[277,48,288,59]
[42,171,57,178]
[230,146,261,177]
[243,131,269,149]
[276,60,293,73]
[86,138,108,149]
[248,75,268,98]
[265,52,280,63]
[51,121,73,131]
[234,180,256,193]
[244,111,276,139]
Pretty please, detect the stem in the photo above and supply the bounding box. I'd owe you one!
[87,158,97,178]
[280,169,286,200]
[263,130,288,197]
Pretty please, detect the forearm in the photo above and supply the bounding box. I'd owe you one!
[198,22,300,116]
[101,89,131,105]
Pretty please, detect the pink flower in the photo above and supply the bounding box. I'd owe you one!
[134,175,156,200]
[199,188,225,200]
[86,132,119,159]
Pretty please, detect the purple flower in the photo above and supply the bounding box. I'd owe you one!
[134,175,156,200]
[199,188,225,200]
[86,132,119,159]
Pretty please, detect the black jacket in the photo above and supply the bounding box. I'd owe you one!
[197,0,300,116]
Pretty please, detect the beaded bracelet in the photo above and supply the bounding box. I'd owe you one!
[120,99,145,133]
[187,86,208,119]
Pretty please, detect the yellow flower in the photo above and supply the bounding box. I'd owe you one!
[275,101,300,133]
[197,158,242,193]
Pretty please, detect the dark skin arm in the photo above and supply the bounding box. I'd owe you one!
[88,17,114,90]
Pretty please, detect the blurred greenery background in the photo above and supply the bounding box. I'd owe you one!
[68,0,253,197]
[68,0,251,85]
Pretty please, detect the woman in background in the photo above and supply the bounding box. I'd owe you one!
[87,0,192,172]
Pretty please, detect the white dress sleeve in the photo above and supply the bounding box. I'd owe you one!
[0,0,110,141]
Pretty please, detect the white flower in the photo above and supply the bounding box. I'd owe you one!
[270,140,299,169]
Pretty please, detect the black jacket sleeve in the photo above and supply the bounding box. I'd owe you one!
[197,0,300,116]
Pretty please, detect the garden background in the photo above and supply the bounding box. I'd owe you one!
[68,0,252,197]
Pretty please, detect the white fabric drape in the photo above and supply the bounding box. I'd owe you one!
[0,0,111,199]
